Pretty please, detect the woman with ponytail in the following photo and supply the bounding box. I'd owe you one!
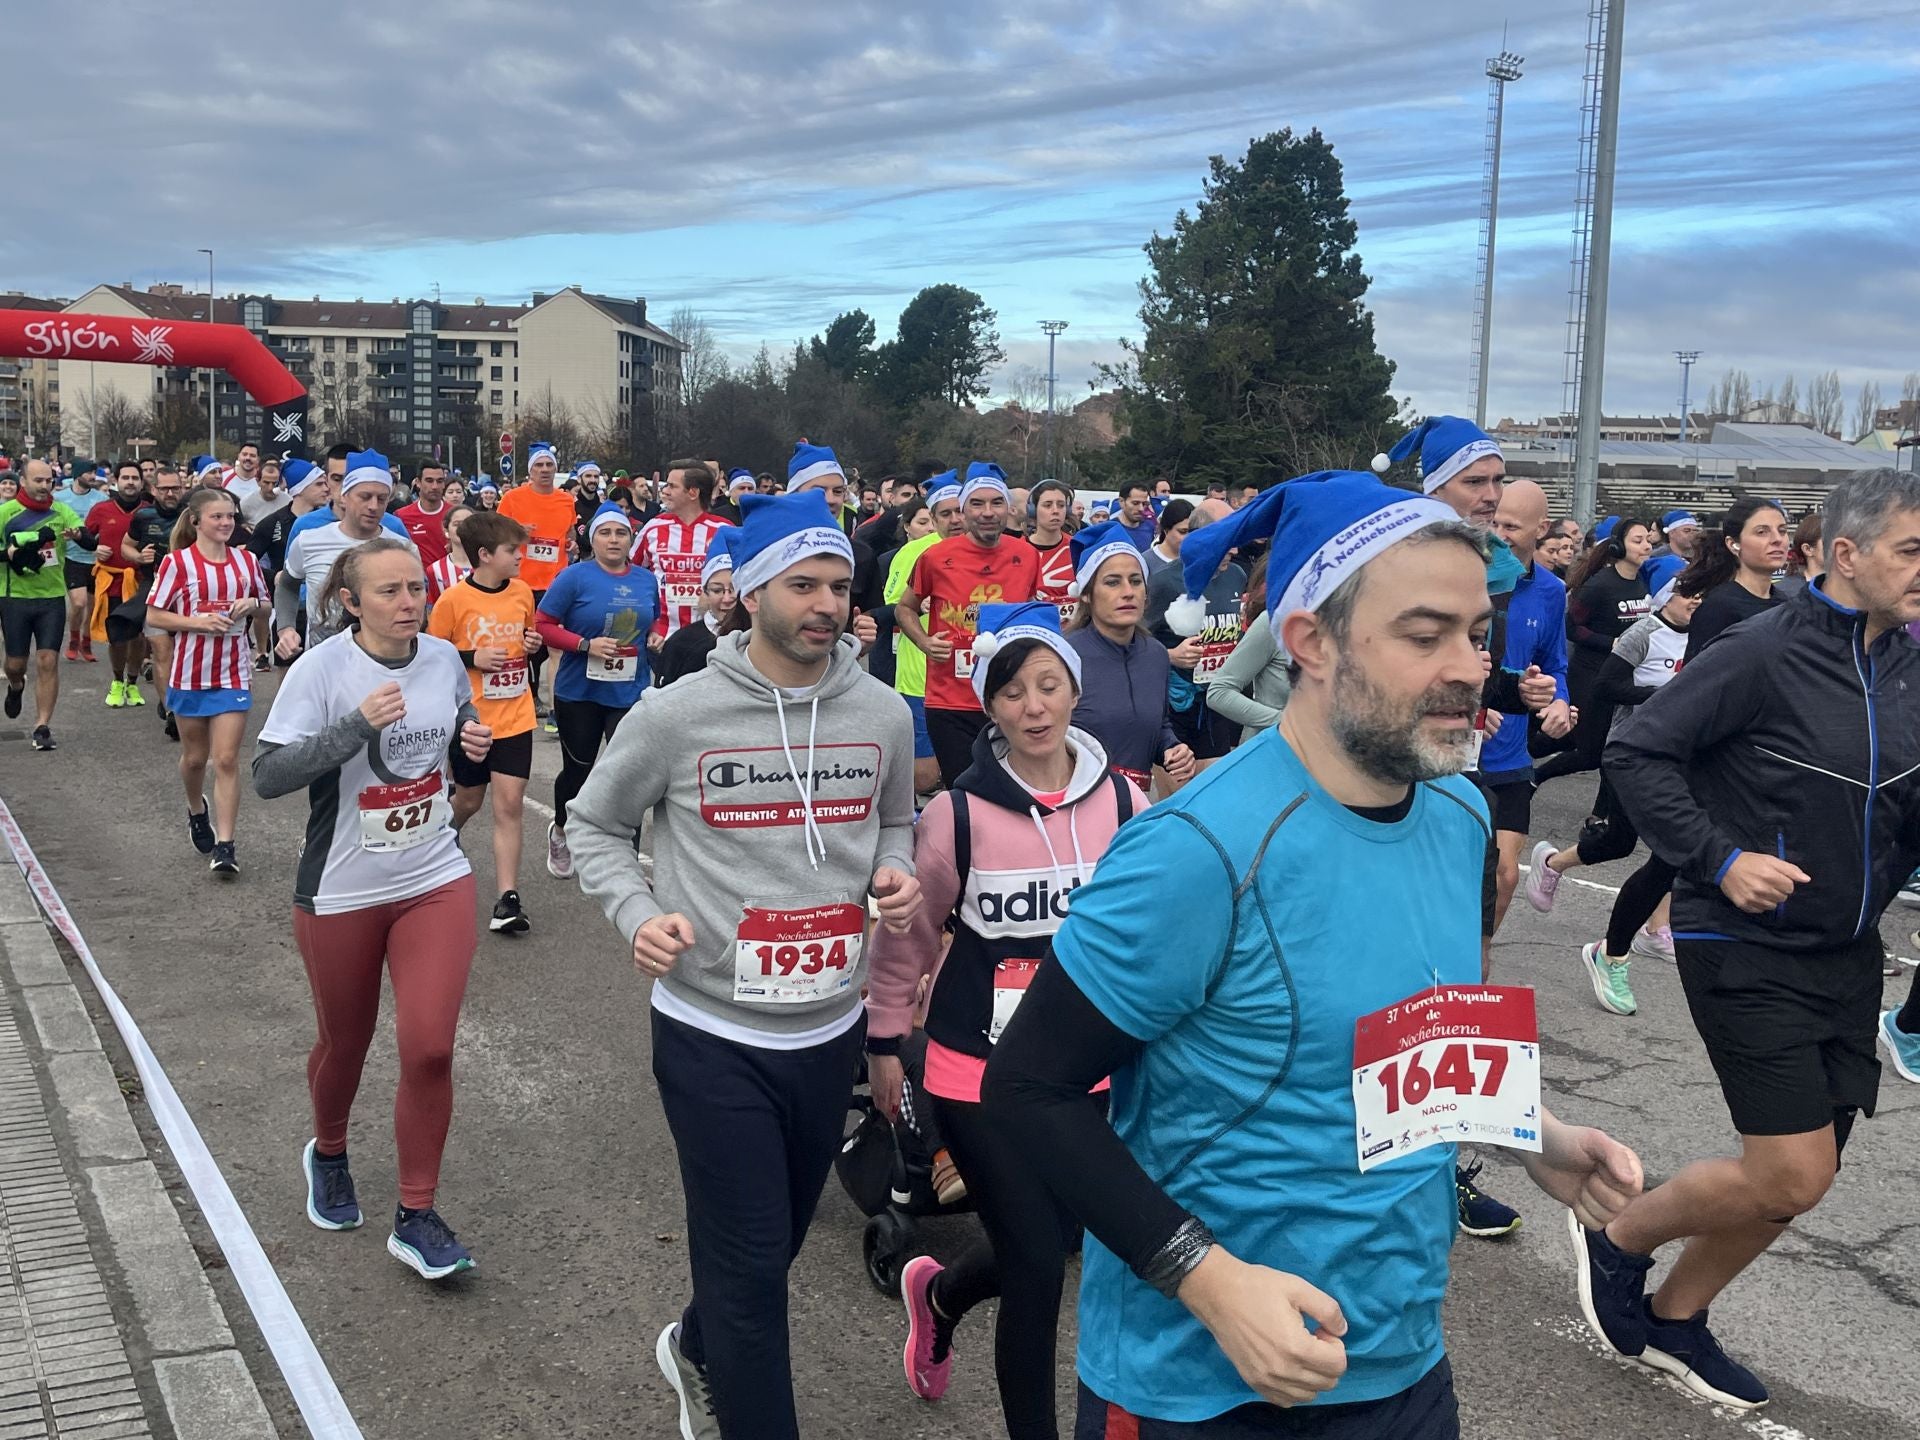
[1535,516,1653,783]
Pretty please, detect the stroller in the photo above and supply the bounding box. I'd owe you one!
[836,1030,972,1295]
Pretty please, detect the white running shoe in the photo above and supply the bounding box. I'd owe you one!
[1629,925,1675,963]
[1523,841,1562,913]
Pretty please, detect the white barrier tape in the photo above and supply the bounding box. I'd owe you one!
[0,796,363,1440]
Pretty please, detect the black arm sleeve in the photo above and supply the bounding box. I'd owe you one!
[1591,653,1656,710]
[981,954,1195,1278]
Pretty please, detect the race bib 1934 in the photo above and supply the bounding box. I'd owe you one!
[733,901,865,1004]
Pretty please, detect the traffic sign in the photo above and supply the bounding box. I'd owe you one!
[499,431,513,454]
[498,454,513,476]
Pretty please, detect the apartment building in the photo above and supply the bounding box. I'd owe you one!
[0,294,66,453]
[46,283,683,460]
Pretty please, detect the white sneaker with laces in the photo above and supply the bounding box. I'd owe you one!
[545,822,573,879]
[1523,842,1562,913]
[1629,925,1675,962]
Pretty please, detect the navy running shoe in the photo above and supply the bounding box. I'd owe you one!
[1456,1160,1520,1238]
[1642,1303,1769,1409]
[387,1206,474,1280]
[302,1140,363,1231]
[187,807,215,856]
[1567,1209,1653,1357]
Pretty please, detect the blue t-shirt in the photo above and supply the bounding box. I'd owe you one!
[1480,560,1569,778]
[53,485,107,562]
[537,558,659,706]
[1053,730,1488,1419]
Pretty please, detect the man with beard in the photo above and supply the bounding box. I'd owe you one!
[986,470,1642,1440]
[120,464,190,733]
[82,459,151,704]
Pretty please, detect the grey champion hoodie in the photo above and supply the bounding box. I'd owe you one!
[568,629,917,1038]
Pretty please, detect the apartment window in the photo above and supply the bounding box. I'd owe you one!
[243,300,265,329]
[490,341,503,357]
[345,362,359,378]
[490,366,502,381]
[459,341,476,356]
[512,367,518,382]
[389,408,407,422]
[413,304,434,334]
[491,390,503,408]
[323,337,335,353]
[323,361,335,378]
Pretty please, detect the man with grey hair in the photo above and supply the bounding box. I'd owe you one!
[1574,467,1920,1411]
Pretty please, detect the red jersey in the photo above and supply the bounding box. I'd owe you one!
[89,496,142,576]
[425,555,469,606]
[148,544,270,691]
[394,499,452,566]
[632,511,730,638]
[1027,535,1075,624]
[907,535,1039,711]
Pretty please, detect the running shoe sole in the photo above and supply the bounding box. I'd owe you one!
[656,1324,707,1440]
[489,914,531,934]
[31,730,55,752]
[1898,890,1920,910]
[1638,1342,1769,1410]
[1581,942,1635,1016]
[1566,1209,1640,1357]
[1628,930,1674,963]
[301,1139,363,1231]
[545,824,573,879]
[386,1231,473,1280]
[1457,1211,1521,1239]
[1880,1012,1920,1084]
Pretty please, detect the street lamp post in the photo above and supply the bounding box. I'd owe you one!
[1675,350,1701,442]
[198,248,216,458]
[1040,320,1068,476]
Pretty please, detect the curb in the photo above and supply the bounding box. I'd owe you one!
[0,862,277,1440]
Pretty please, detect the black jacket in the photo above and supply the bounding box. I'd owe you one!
[1606,581,1920,951]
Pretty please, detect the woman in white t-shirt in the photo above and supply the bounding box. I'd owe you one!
[252,537,493,1282]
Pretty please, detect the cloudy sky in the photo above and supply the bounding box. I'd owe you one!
[14,1,1917,427]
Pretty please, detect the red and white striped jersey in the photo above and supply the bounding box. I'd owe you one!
[631,512,730,637]
[425,555,470,606]
[149,544,270,691]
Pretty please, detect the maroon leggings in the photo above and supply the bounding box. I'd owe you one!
[291,874,476,1210]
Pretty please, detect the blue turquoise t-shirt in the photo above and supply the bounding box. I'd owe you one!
[1052,729,1488,1419]
[53,485,107,563]
[537,558,658,706]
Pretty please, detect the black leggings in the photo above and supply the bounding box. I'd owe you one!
[1574,774,1638,867]
[1606,854,1677,957]
[932,1090,1100,1440]
[552,698,629,828]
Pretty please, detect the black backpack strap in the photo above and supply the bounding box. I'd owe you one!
[949,789,971,897]
[1109,768,1137,823]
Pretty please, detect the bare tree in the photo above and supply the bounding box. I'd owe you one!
[1706,368,1753,420]
[1853,380,1881,441]
[1808,370,1843,436]
[994,366,1052,480]
[67,389,144,459]
[517,387,586,468]
[1774,374,1798,423]
[1905,372,1920,414]
[667,306,724,411]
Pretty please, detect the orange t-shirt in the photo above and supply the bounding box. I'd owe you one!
[426,576,538,738]
[497,485,576,590]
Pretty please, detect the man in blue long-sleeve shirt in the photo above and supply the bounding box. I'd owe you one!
[1477,479,1573,939]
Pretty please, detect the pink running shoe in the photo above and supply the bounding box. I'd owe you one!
[901,1254,955,1401]
[1630,925,1675,962]
[1524,841,1562,913]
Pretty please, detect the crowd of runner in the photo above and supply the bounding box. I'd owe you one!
[3,420,1919,1440]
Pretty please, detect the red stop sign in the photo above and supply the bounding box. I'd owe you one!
[498,431,513,454]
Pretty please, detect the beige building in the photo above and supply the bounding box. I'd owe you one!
[0,294,64,454]
[43,283,682,463]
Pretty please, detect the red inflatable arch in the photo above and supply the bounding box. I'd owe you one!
[0,310,309,456]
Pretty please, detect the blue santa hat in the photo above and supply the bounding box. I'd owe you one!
[968,601,1083,707]
[1593,515,1623,543]
[727,468,756,494]
[960,461,1009,506]
[701,526,739,587]
[786,442,844,493]
[478,481,499,497]
[1661,508,1699,531]
[574,460,602,479]
[1641,550,1686,595]
[1165,470,1459,636]
[1068,520,1145,598]
[730,491,855,597]
[190,454,221,480]
[923,470,961,509]
[586,502,632,539]
[282,458,322,495]
[341,449,394,493]
[1371,416,1503,496]
[526,442,557,469]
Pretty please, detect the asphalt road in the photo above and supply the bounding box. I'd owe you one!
[3,657,1916,1440]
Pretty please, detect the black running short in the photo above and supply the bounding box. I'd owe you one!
[1478,773,1534,836]
[1,598,64,658]
[450,727,534,788]
[63,558,94,592]
[1676,934,1882,1145]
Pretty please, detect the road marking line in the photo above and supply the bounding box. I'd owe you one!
[1540,1314,1819,1439]
[0,797,363,1440]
